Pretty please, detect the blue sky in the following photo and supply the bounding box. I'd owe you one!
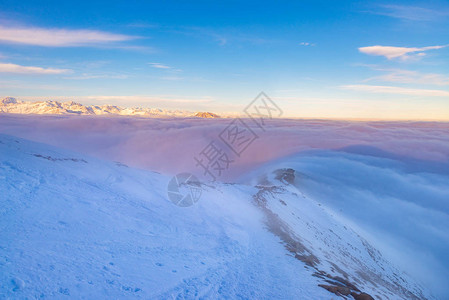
[0,0,448,119]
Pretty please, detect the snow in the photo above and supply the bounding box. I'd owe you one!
[0,97,210,118]
[0,135,333,299]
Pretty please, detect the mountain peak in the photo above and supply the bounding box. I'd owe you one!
[1,97,18,105]
[194,112,221,118]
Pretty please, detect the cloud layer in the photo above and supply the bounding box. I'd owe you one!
[365,68,449,86]
[341,84,449,97]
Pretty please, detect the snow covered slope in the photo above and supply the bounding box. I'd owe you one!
[0,97,219,118]
[0,134,434,299]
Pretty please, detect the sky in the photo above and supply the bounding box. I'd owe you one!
[0,0,448,120]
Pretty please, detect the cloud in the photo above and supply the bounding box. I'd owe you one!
[148,62,171,69]
[341,84,449,97]
[84,95,214,104]
[372,5,449,22]
[299,42,315,46]
[359,45,447,61]
[0,25,136,47]
[172,26,271,46]
[365,68,449,86]
[0,62,72,74]
[0,80,73,90]
[148,63,183,76]
[0,116,447,298]
[64,73,128,80]
[160,76,184,81]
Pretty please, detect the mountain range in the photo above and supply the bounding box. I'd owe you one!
[0,97,220,118]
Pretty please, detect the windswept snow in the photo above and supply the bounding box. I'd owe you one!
[0,135,333,299]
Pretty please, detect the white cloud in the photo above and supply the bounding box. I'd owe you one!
[84,95,213,104]
[0,80,73,90]
[148,63,183,75]
[299,42,315,46]
[341,84,449,97]
[148,62,171,69]
[64,73,129,80]
[0,25,135,47]
[359,45,447,61]
[160,76,184,81]
[372,5,449,22]
[366,68,449,86]
[0,62,72,74]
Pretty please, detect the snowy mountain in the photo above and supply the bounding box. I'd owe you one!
[0,134,433,299]
[194,112,221,118]
[0,97,219,118]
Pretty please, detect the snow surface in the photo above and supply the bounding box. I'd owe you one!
[0,134,355,299]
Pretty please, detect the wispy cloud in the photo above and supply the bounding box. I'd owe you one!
[171,26,270,46]
[148,62,171,69]
[299,42,315,46]
[359,45,447,61]
[85,95,214,104]
[371,5,449,22]
[160,76,184,81]
[64,73,129,80]
[148,62,183,77]
[0,62,72,74]
[341,84,449,97]
[0,80,74,90]
[0,25,136,47]
[364,68,449,86]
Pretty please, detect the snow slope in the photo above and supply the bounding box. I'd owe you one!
[0,134,434,299]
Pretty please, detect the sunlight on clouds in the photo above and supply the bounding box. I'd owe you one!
[359,45,447,60]
[0,25,136,47]
[341,84,449,97]
[84,95,214,106]
[0,62,72,74]
[364,68,449,86]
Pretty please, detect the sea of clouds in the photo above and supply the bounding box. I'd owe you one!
[0,115,448,178]
[1,114,448,298]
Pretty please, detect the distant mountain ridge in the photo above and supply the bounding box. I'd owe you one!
[0,97,221,118]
